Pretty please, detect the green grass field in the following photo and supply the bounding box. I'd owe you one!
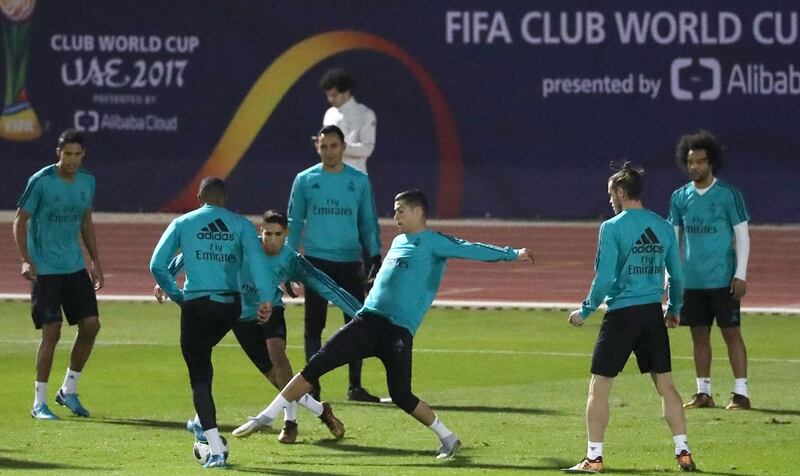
[0,301,797,475]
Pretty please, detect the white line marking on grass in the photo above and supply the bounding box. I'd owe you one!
[1,294,798,314]
[1,339,797,364]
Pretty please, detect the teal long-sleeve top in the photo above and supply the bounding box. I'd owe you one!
[17,165,96,275]
[579,208,684,319]
[287,163,381,262]
[149,204,275,305]
[167,243,363,320]
[362,229,518,335]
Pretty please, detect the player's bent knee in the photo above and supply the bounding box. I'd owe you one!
[389,389,419,414]
[79,317,101,337]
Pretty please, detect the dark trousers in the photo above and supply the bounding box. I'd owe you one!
[180,295,240,431]
[304,256,365,393]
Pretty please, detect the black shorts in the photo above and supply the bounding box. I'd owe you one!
[180,294,241,385]
[680,288,741,328]
[591,303,672,378]
[302,311,414,398]
[232,307,287,373]
[31,269,98,329]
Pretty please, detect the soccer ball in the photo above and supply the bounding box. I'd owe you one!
[192,436,229,465]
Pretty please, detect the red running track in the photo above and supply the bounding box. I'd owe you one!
[1,221,798,310]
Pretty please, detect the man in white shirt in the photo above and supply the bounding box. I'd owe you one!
[321,68,376,174]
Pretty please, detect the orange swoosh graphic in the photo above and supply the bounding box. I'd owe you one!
[162,30,462,217]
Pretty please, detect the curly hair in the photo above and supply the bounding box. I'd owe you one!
[675,130,724,174]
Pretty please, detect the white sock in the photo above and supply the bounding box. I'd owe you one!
[61,368,81,394]
[428,416,453,440]
[284,402,297,422]
[256,394,290,423]
[696,377,711,395]
[34,381,48,407]
[297,393,324,417]
[204,428,225,455]
[673,434,690,455]
[193,414,201,426]
[734,378,748,397]
[587,441,603,460]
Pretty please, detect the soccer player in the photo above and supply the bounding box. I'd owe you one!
[150,177,276,469]
[158,210,356,443]
[288,124,382,403]
[669,131,752,411]
[233,190,534,459]
[320,67,376,173]
[565,163,696,473]
[13,129,102,420]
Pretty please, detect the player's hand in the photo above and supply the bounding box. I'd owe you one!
[366,255,382,284]
[516,248,534,264]
[257,302,273,323]
[730,278,747,301]
[21,261,37,282]
[91,263,104,290]
[283,281,299,298]
[154,284,167,303]
[568,310,584,327]
[664,312,680,328]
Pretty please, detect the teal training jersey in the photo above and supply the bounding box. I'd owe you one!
[167,244,363,321]
[150,204,275,304]
[580,208,684,318]
[17,165,95,275]
[362,229,518,335]
[668,180,749,289]
[287,163,381,262]
[241,244,363,320]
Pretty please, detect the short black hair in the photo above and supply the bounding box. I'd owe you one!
[318,124,345,143]
[675,130,724,174]
[608,161,645,200]
[320,67,355,93]
[262,209,288,228]
[198,177,226,202]
[58,129,84,149]
[395,190,428,216]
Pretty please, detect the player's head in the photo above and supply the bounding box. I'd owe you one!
[394,190,428,234]
[608,161,644,214]
[198,177,226,206]
[675,130,723,182]
[55,129,86,176]
[317,125,346,170]
[320,67,354,108]
[260,209,287,256]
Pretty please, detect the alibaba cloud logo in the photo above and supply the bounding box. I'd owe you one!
[74,110,99,132]
[162,30,463,217]
[670,57,721,101]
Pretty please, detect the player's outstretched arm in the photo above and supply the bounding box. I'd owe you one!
[515,248,534,264]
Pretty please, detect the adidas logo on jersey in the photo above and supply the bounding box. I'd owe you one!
[196,218,235,241]
[632,227,664,253]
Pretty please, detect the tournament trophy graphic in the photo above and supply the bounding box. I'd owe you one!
[1,0,41,140]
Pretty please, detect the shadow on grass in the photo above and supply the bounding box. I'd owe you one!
[313,440,429,457]
[340,401,560,416]
[282,456,758,475]
[74,416,243,433]
[229,465,348,476]
[752,407,800,417]
[0,455,102,471]
[244,449,758,475]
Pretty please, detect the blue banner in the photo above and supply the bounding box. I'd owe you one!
[1,1,798,222]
